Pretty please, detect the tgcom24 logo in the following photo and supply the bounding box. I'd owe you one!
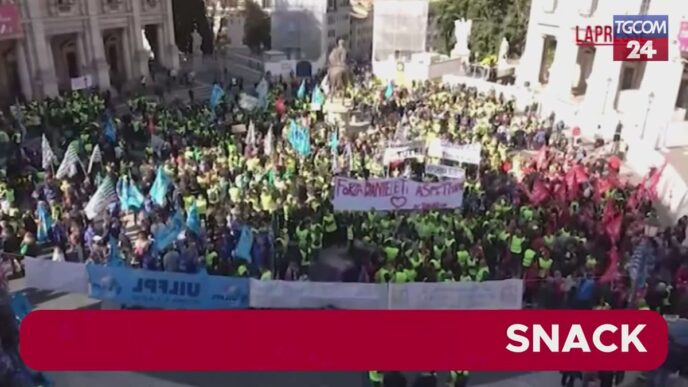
[575,14,669,61]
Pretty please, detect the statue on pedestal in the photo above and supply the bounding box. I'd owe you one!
[498,37,510,68]
[327,39,349,99]
[451,19,472,59]
[191,29,203,57]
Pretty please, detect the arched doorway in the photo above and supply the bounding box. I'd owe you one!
[103,31,125,89]
[295,60,312,78]
[51,34,80,92]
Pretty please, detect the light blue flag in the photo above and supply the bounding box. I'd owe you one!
[127,182,145,210]
[150,167,170,206]
[153,210,184,252]
[297,80,306,100]
[384,81,394,100]
[210,84,225,110]
[312,85,325,108]
[234,226,254,262]
[288,120,311,157]
[329,130,338,152]
[104,116,117,144]
[116,177,129,210]
[37,203,52,243]
[107,236,124,267]
[186,201,202,236]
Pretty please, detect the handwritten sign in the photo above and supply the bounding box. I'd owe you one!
[333,177,463,212]
[427,140,481,165]
[425,164,466,181]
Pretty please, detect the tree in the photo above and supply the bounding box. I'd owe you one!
[172,0,214,55]
[243,0,271,54]
[432,0,531,61]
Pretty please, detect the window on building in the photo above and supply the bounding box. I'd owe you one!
[328,29,336,38]
[328,15,334,24]
[327,0,337,12]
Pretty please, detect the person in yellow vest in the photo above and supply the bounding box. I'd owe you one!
[637,298,651,310]
[368,371,383,387]
[476,259,490,282]
[538,252,553,278]
[196,195,207,221]
[260,268,272,280]
[347,223,355,254]
[449,370,469,387]
[510,231,525,276]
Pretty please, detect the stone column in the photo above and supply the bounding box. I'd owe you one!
[121,28,133,80]
[25,0,58,97]
[516,34,544,88]
[130,0,150,80]
[75,33,88,76]
[640,60,683,146]
[544,37,579,99]
[85,0,111,91]
[15,41,32,100]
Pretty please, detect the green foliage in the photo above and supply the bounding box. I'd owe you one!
[244,0,271,54]
[431,0,530,60]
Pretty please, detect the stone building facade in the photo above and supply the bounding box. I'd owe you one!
[0,0,179,105]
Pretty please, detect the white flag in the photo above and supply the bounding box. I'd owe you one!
[41,135,56,170]
[84,177,118,220]
[246,120,256,146]
[87,144,102,174]
[320,77,329,96]
[55,140,81,179]
[264,125,273,156]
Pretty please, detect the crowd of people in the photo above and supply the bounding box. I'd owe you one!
[0,63,685,386]
[0,67,686,317]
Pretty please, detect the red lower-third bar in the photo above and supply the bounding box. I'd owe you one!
[20,310,667,371]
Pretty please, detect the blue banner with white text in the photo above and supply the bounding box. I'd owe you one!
[86,265,249,309]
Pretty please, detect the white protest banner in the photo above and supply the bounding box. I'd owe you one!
[249,279,388,309]
[24,257,89,294]
[425,164,466,181]
[70,75,93,91]
[427,140,482,165]
[333,177,463,212]
[388,279,523,310]
[382,141,425,164]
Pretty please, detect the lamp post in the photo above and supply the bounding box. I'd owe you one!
[640,91,655,140]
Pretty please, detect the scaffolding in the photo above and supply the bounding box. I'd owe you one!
[372,0,429,62]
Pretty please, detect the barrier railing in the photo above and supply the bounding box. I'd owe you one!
[22,257,524,310]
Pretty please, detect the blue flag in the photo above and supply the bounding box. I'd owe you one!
[210,84,225,110]
[127,182,145,209]
[10,292,32,325]
[37,203,52,243]
[235,226,254,262]
[150,167,170,206]
[288,120,311,157]
[153,210,184,252]
[312,85,325,108]
[297,80,306,100]
[186,201,202,236]
[104,116,117,144]
[384,81,394,100]
[107,236,124,267]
